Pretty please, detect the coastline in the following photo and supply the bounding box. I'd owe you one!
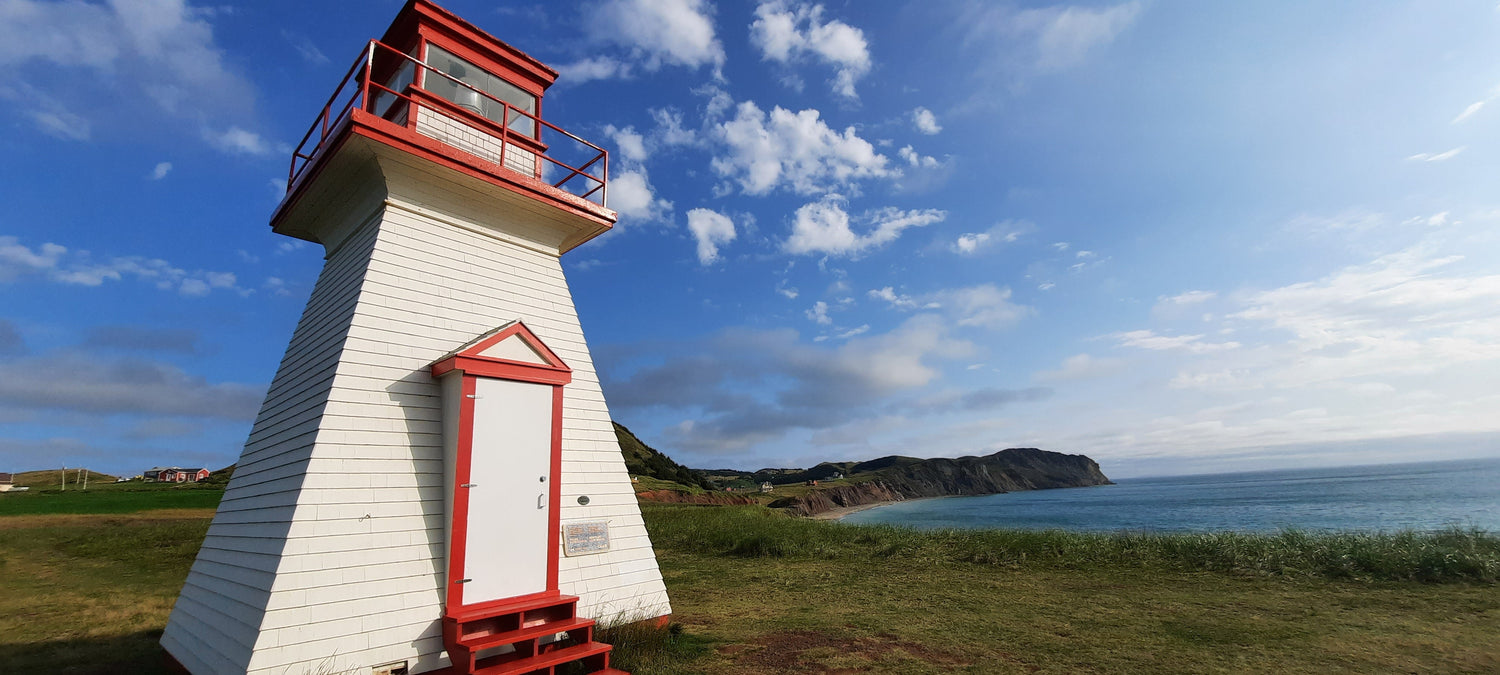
[809,499,899,521]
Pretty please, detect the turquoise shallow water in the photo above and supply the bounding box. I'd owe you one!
[841,457,1500,532]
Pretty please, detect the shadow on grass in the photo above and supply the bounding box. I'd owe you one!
[0,629,174,674]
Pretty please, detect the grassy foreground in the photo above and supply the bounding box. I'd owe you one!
[1,498,1497,673]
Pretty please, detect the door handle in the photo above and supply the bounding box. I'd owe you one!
[538,493,546,509]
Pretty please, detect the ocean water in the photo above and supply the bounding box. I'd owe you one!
[841,457,1500,533]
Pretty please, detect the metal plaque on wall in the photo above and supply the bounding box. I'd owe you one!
[562,521,611,556]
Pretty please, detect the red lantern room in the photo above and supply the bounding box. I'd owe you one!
[272,0,615,253]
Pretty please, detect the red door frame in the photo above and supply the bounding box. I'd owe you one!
[431,322,572,614]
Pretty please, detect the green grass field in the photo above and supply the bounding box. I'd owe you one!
[1,491,1497,674]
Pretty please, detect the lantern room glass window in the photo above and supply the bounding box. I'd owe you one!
[425,45,537,137]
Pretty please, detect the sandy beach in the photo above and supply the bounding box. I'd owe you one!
[810,500,900,521]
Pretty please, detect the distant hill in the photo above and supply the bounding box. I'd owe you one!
[766,448,1114,516]
[613,422,714,491]
[10,469,118,489]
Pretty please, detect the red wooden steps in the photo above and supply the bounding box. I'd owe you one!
[443,594,624,675]
[459,616,595,653]
[473,641,610,675]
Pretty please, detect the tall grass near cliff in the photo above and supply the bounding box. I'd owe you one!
[643,503,1500,583]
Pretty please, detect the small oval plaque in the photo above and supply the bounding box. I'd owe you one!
[577,495,590,505]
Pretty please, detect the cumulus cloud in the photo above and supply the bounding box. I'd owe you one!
[711,100,894,195]
[953,222,1026,255]
[805,300,832,325]
[150,162,172,180]
[867,286,918,309]
[0,0,266,151]
[604,125,650,163]
[0,235,246,296]
[569,0,725,80]
[783,195,946,257]
[896,145,942,169]
[750,1,872,99]
[911,107,942,135]
[608,169,673,223]
[686,208,736,264]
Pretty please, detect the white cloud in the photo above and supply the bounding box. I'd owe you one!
[911,107,942,135]
[897,145,941,169]
[0,235,244,296]
[1452,100,1485,124]
[750,1,871,99]
[204,126,283,157]
[868,286,917,309]
[581,0,725,77]
[783,196,946,257]
[281,30,328,65]
[1406,146,1466,162]
[608,169,673,223]
[686,208,736,264]
[26,106,90,140]
[1160,290,1216,306]
[1114,329,1241,354]
[604,125,649,163]
[775,279,799,299]
[834,324,869,339]
[1013,2,1142,70]
[555,56,633,83]
[805,300,831,325]
[953,222,1026,255]
[712,100,894,195]
[871,283,1030,329]
[0,0,263,151]
[1035,353,1124,382]
[150,162,172,180]
[931,284,1031,329]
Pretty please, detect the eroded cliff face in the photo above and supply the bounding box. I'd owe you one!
[773,448,1112,517]
[770,481,908,517]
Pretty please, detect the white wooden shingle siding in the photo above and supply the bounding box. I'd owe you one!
[416,108,538,178]
[162,147,669,675]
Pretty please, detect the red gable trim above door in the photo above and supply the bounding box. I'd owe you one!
[430,320,573,385]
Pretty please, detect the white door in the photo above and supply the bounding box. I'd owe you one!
[463,377,553,604]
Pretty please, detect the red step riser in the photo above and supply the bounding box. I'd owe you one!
[443,595,624,675]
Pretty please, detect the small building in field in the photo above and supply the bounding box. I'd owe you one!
[0,472,12,492]
[760,482,774,493]
[145,467,211,483]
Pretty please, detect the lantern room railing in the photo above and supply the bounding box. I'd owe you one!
[287,40,609,208]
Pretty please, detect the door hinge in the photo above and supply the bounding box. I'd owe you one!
[455,578,471,584]
[461,483,478,488]
[466,394,482,399]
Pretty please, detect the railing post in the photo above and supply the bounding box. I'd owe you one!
[360,41,374,113]
[499,103,509,171]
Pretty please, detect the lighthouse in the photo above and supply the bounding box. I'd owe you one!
[161,2,670,673]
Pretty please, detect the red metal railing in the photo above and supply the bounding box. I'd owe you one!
[287,40,609,208]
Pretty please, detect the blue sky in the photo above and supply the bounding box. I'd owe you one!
[3,0,1499,479]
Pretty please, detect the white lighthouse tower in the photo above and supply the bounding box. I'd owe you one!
[161,2,670,673]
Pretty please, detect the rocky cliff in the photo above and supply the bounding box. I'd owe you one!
[771,447,1112,517]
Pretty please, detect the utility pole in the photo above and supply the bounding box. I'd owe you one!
[82,468,88,490]
[60,465,65,491]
